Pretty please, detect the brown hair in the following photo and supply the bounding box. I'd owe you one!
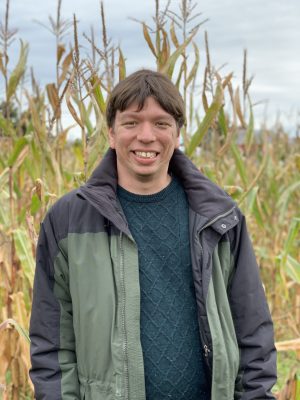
[106,69,185,129]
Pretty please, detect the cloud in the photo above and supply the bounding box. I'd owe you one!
[1,0,299,130]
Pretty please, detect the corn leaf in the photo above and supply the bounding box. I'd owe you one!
[277,180,300,222]
[66,88,84,129]
[57,44,65,64]
[230,142,248,186]
[246,105,254,152]
[90,76,106,114]
[7,137,28,167]
[160,28,198,78]
[46,83,61,119]
[0,319,30,343]
[59,51,73,86]
[0,112,15,136]
[159,29,170,68]
[143,23,157,58]
[234,87,246,128]
[118,47,126,81]
[170,21,179,48]
[13,228,35,287]
[0,51,6,76]
[283,217,300,256]
[7,41,29,101]
[285,255,300,284]
[186,84,223,157]
[185,43,199,89]
[218,107,228,137]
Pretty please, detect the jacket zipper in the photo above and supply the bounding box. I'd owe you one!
[201,206,236,231]
[204,344,211,358]
[119,233,129,400]
[198,206,236,368]
[199,241,212,368]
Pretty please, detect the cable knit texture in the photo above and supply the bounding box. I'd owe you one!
[118,177,210,400]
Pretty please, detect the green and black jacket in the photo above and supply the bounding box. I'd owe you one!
[29,149,277,400]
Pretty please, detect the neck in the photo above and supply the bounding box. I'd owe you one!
[118,174,172,195]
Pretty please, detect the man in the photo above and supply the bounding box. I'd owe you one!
[30,69,277,399]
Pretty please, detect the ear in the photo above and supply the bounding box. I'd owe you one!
[108,128,116,149]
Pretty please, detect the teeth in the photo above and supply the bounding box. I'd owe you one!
[135,151,156,159]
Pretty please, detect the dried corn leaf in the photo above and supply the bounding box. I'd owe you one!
[222,72,233,89]
[46,83,61,119]
[66,87,84,129]
[59,51,73,86]
[0,52,6,76]
[185,43,199,89]
[143,23,156,58]
[159,29,170,68]
[186,84,223,157]
[170,21,179,48]
[234,87,246,128]
[160,28,198,78]
[118,48,126,82]
[57,44,65,64]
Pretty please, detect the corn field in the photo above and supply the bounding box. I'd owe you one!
[0,0,299,398]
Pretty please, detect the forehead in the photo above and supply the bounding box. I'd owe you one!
[116,97,174,119]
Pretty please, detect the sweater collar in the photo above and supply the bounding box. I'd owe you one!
[78,148,236,231]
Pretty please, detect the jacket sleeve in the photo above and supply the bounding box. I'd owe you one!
[29,210,80,399]
[228,214,277,400]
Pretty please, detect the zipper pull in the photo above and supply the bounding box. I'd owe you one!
[204,344,211,358]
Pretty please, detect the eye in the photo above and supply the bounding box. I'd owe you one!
[155,121,170,128]
[122,121,137,127]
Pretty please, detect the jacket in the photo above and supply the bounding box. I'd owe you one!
[29,148,277,400]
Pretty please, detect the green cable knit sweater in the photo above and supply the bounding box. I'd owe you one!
[117,177,210,400]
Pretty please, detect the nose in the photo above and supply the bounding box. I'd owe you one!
[136,122,155,142]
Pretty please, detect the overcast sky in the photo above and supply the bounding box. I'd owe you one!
[1,0,300,133]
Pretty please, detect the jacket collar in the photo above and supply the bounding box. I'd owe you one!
[78,148,237,233]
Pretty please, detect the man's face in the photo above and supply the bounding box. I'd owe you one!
[109,96,180,194]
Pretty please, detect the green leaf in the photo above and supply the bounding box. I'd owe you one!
[252,195,264,228]
[91,76,106,114]
[230,142,248,186]
[13,228,35,286]
[186,84,223,157]
[285,255,300,284]
[30,193,42,215]
[7,40,29,101]
[283,217,300,256]
[246,186,259,212]
[7,137,28,167]
[277,181,300,222]
[0,111,15,136]
[218,107,228,137]
[246,104,254,151]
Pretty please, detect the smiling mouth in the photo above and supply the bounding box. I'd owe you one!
[133,151,158,159]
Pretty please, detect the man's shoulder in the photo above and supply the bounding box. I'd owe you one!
[41,189,84,237]
[48,188,81,217]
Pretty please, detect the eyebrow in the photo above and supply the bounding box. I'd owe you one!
[118,111,174,121]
